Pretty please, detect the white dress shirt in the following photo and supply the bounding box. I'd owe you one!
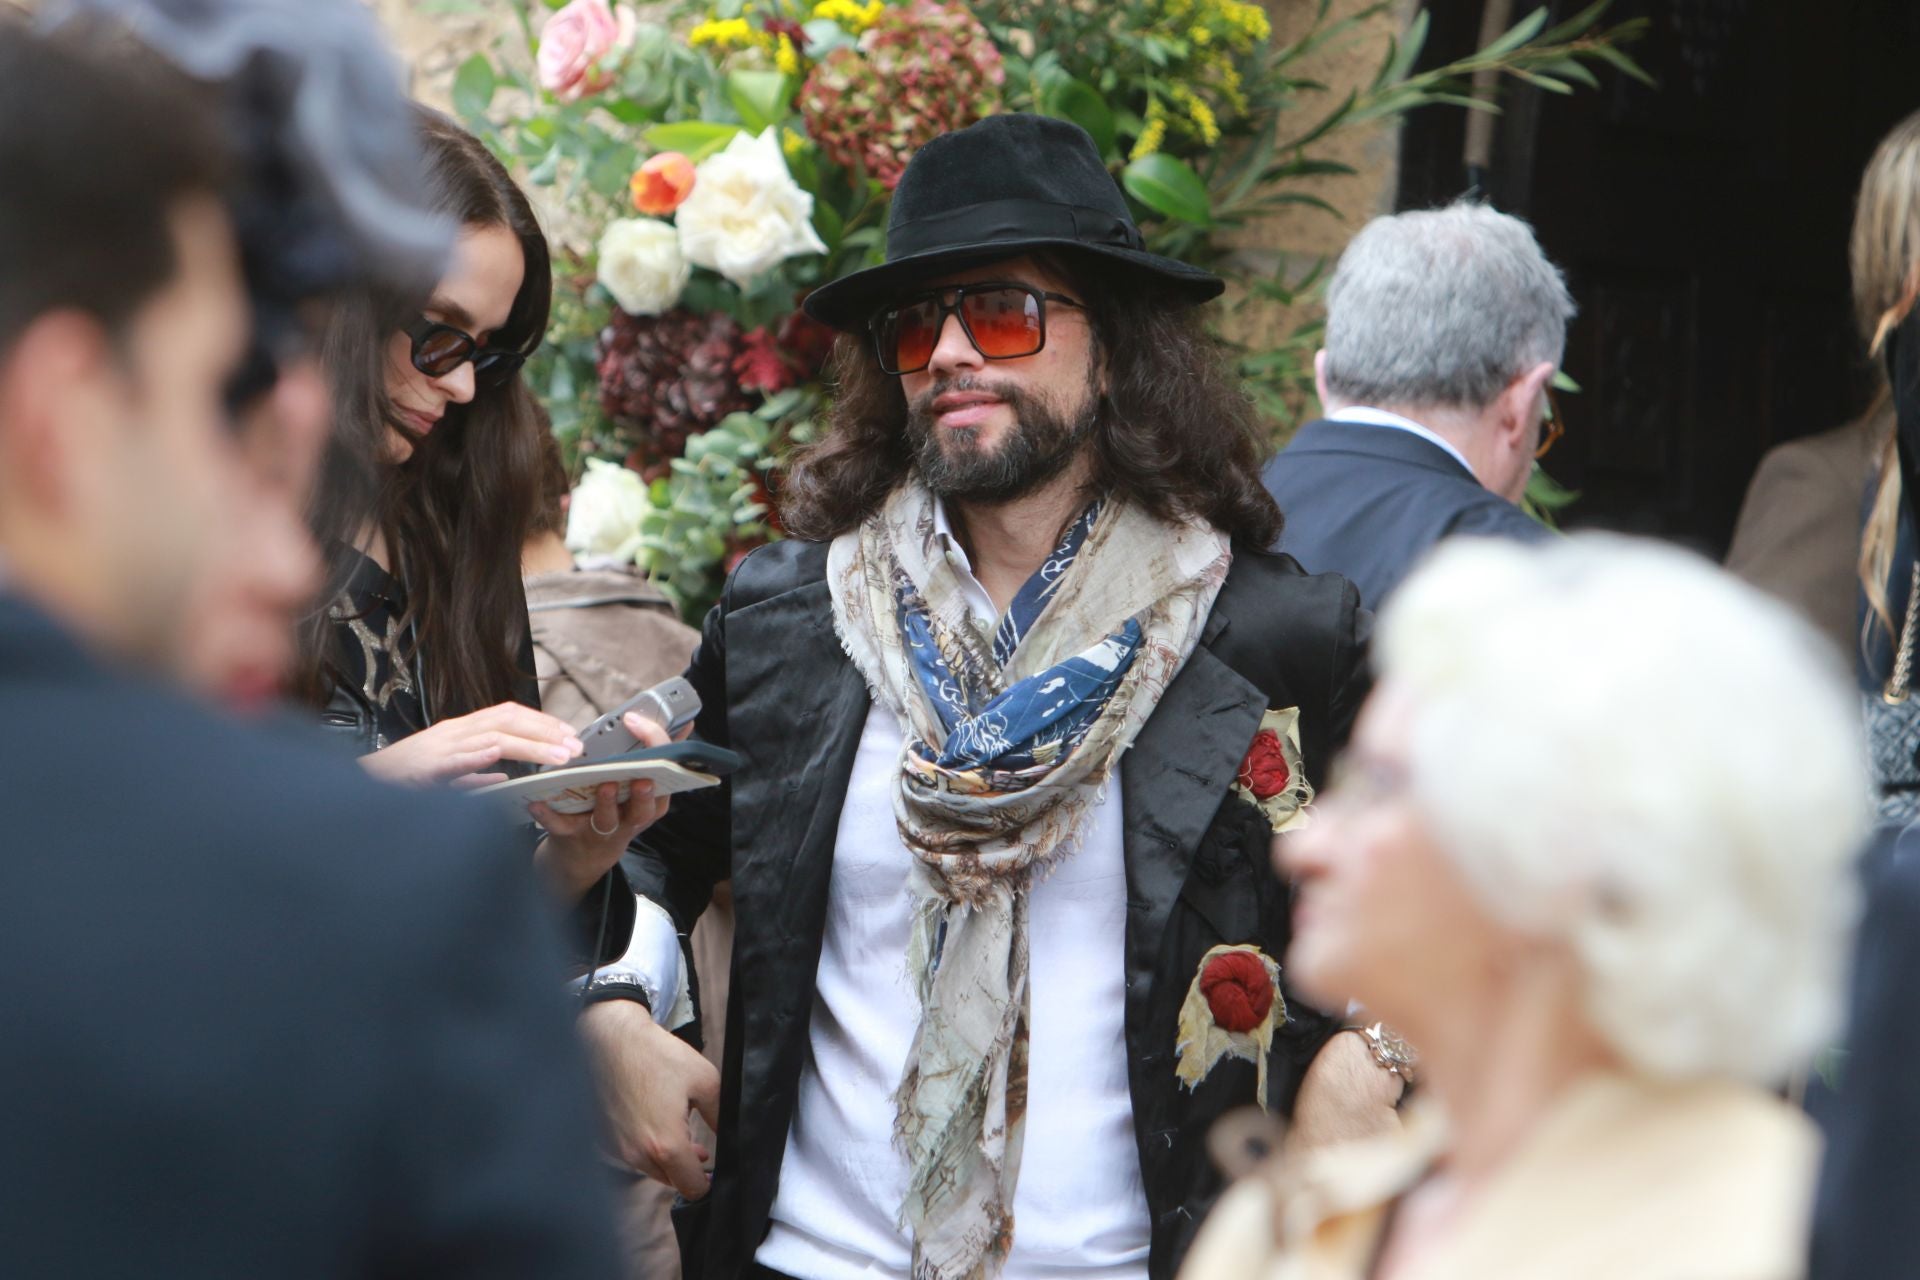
[1326,405,1476,476]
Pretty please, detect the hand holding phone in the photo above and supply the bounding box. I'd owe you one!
[574,676,701,763]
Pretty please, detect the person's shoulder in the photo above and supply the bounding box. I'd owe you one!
[130,688,519,912]
[1219,545,1361,620]
[1753,413,1884,494]
[1442,491,1555,543]
[1210,547,1366,700]
[725,537,830,612]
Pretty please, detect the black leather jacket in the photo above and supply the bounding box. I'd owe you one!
[312,590,632,970]
[315,630,436,758]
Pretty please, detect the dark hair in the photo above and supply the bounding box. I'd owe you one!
[296,107,553,717]
[531,422,570,540]
[0,14,228,358]
[780,252,1283,547]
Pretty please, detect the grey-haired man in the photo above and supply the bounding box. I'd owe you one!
[1264,200,1573,608]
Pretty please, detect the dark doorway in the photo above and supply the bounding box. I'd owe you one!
[1396,0,1920,555]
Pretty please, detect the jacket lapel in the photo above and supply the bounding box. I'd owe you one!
[724,578,867,940]
[1118,607,1267,982]
[721,579,869,1181]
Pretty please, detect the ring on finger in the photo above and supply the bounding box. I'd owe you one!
[590,811,619,837]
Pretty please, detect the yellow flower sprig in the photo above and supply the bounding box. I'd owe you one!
[1171,84,1219,145]
[1130,102,1168,161]
[812,0,884,33]
[688,16,764,52]
[1159,0,1269,53]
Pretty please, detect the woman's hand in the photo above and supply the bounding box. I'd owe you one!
[530,712,674,900]
[361,701,582,788]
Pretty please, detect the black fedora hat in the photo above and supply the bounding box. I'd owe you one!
[803,113,1223,332]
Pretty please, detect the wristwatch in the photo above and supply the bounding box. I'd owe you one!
[576,969,655,1014]
[1358,1021,1418,1087]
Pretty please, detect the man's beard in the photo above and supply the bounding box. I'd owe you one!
[904,375,1098,504]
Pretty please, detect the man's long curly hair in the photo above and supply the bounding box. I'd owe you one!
[779,253,1284,548]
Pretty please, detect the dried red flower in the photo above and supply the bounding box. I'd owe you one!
[1235,730,1292,801]
[734,326,799,394]
[1199,951,1273,1034]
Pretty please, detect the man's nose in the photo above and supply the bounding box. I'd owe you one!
[926,310,983,378]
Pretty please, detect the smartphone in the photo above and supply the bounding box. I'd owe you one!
[575,676,701,762]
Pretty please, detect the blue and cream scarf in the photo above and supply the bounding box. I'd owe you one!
[828,481,1232,1280]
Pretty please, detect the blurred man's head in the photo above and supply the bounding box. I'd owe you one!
[1316,201,1576,503]
[0,16,262,672]
[23,0,454,706]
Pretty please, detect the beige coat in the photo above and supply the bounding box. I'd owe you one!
[523,566,700,732]
[1725,411,1882,662]
[1181,1074,1818,1280]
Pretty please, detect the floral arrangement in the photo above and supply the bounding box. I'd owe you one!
[454,0,1645,620]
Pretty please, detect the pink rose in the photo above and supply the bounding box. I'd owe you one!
[537,0,635,102]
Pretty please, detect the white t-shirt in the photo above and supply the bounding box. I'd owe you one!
[754,700,1150,1280]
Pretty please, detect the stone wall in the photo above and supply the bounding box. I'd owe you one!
[1223,0,1410,355]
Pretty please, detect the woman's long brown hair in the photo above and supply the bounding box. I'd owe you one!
[295,107,553,719]
[1853,109,1920,653]
[780,252,1284,548]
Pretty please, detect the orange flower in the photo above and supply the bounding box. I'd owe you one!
[630,152,696,215]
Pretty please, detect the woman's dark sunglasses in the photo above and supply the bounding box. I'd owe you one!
[406,317,527,387]
[870,282,1085,376]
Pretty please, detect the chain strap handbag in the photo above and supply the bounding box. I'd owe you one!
[1866,562,1920,824]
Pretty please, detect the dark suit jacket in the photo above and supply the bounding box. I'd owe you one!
[1810,825,1920,1279]
[0,595,622,1279]
[1264,418,1550,608]
[627,537,1370,1280]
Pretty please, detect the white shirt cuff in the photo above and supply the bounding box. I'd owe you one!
[571,894,693,1030]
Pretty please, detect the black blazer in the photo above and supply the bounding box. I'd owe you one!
[0,595,622,1279]
[627,538,1371,1280]
[1264,418,1550,608]
[1810,826,1920,1279]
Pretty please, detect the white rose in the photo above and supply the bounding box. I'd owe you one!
[675,128,828,288]
[597,217,689,316]
[565,457,652,563]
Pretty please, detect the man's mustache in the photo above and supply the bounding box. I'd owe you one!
[907,375,1028,419]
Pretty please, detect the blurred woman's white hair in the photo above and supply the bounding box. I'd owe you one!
[1378,533,1870,1084]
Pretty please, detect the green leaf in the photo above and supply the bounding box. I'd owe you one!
[452,54,496,122]
[1040,75,1116,155]
[1510,69,1574,94]
[1590,42,1657,88]
[642,120,742,161]
[527,144,563,187]
[1381,9,1428,86]
[585,140,640,199]
[801,18,857,56]
[727,69,791,134]
[1537,0,1613,45]
[1478,6,1549,59]
[1122,153,1212,225]
[1542,57,1601,90]
[812,199,845,252]
[603,99,655,126]
[1255,191,1344,219]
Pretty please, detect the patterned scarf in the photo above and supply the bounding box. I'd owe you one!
[828,481,1231,1280]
